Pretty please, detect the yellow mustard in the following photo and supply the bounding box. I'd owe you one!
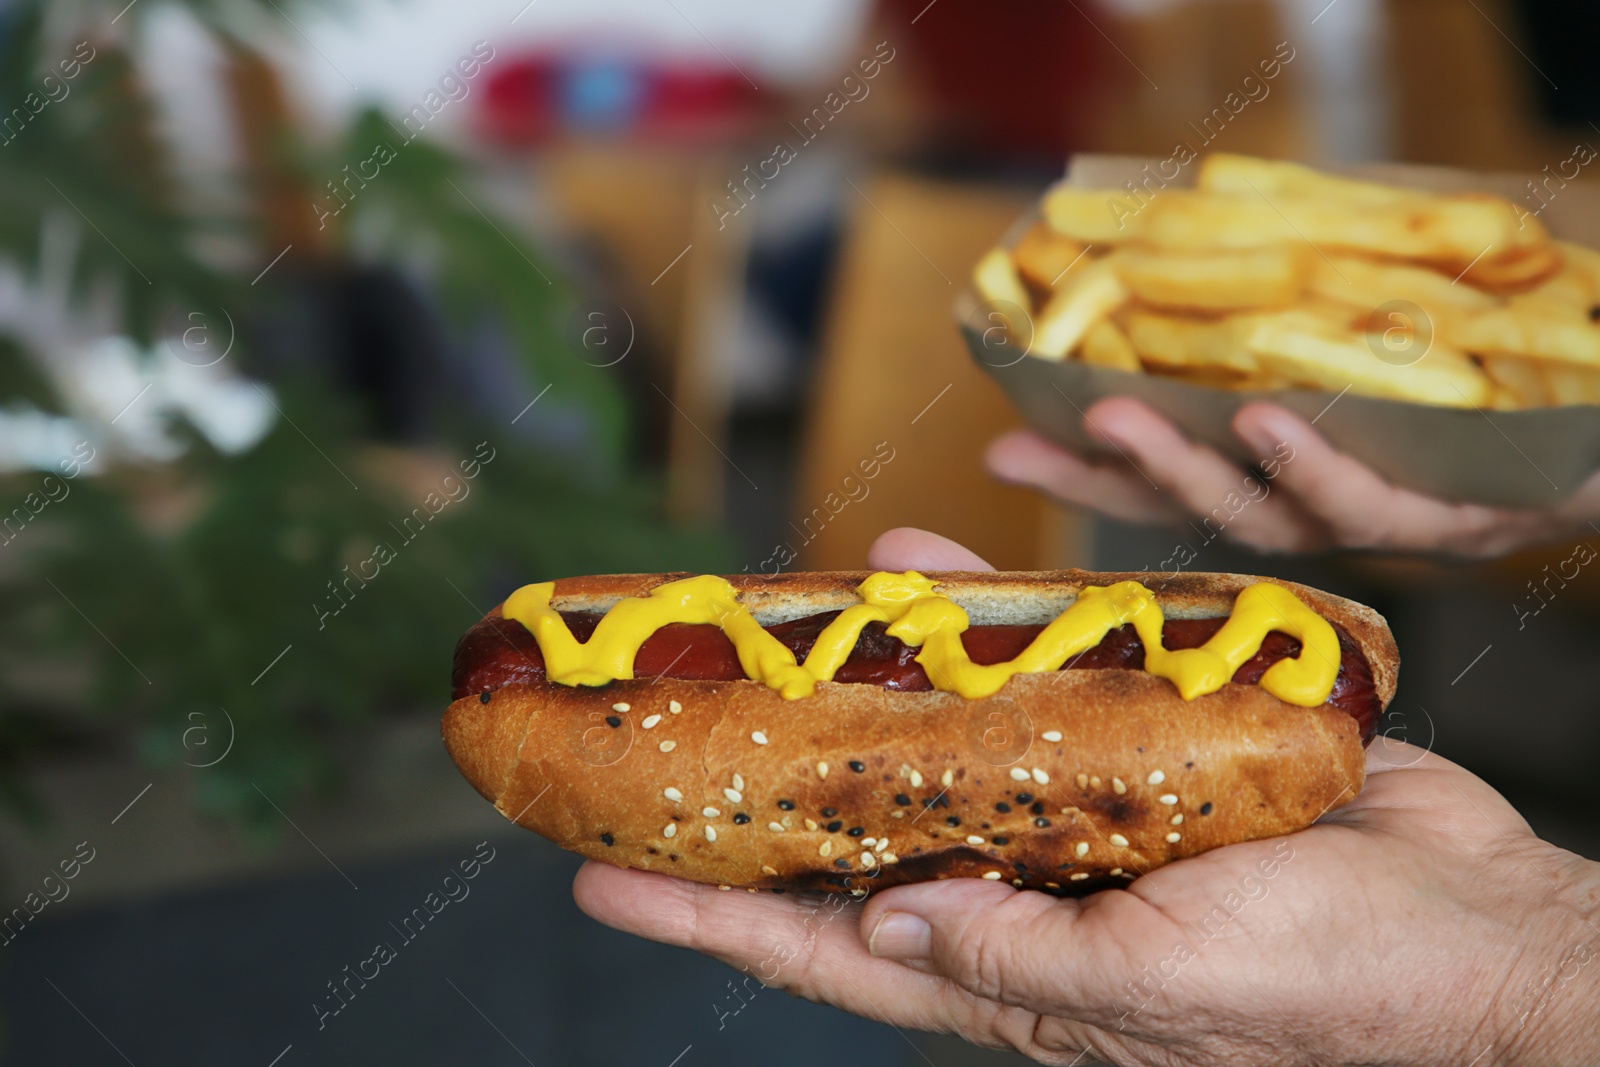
[500,571,1340,706]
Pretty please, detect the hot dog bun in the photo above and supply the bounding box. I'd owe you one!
[442,570,1396,893]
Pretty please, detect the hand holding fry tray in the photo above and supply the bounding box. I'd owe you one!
[964,153,1600,517]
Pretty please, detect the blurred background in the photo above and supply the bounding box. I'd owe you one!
[0,0,1596,1063]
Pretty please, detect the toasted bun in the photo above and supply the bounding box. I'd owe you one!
[442,570,1394,893]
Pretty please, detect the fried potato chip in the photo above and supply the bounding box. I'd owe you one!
[1198,154,1416,207]
[1541,363,1600,406]
[1309,255,1498,314]
[1111,245,1307,312]
[1479,355,1554,408]
[1245,311,1491,407]
[1119,309,1261,375]
[1042,183,1145,244]
[972,247,1033,312]
[1078,318,1143,373]
[1456,242,1565,294]
[1448,303,1600,367]
[1032,257,1130,360]
[1012,223,1087,298]
[1141,190,1538,267]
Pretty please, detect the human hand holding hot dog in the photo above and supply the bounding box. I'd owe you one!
[572,529,1600,1066]
[988,399,1600,558]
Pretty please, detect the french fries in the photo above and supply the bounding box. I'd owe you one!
[971,152,1600,410]
[1112,246,1306,312]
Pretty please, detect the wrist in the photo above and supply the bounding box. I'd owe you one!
[1494,851,1600,1065]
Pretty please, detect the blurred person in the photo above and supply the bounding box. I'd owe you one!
[988,399,1600,559]
[574,527,1600,1067]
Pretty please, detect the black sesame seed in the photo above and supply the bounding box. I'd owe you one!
[864,867,882,879]
[995,801,1011,813]
[1591,305,1600,323]
[605,715,621,728]
[849,761,866,773]
[1014,861,1028,872]
[921,797,937,809]
[647,847,659,855]
[479,691,492,704]
[833,858,851,869]
[771,888,785,894]
[821,807,838,818]
[826,875,848,887]
[668,854,678,861]
[826,820,842,833]
[847,826,864,837]
[733,813,750,825]
[936,794,951,809]
[1034,817,1051,828]
[992,836,1010,845]
[777,799,795,811]
[600,832,615,846]
[1185,761,1194,768]
[945,816,961,827]
[1030,802,1045,815]
[1200,802,1214,816]
[1015,793,1033,804]
[895,793,912,806]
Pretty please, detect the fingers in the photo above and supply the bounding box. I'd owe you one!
[866,528,995,572]
[985,429,1183,525]
[572,861,959,1031]
[1084,397,1326,553]
[1230,403,1536,555]
[859,878,1175,1025]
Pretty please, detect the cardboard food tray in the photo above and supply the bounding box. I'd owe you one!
[959,155,1600,509]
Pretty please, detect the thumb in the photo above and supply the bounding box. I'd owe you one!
[859,878,1168,1024]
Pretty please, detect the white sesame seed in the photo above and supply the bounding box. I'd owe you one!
[1060,805,1081,815]
[940,769,954,787]
[804,818,819,831]
[642,714,662,729]
[664,787,683,802]
[861,852,877,868]
[819,840,832,857]
[881,852,898,864]
[1108,833,1130,847]
[861,837,876,847]
[817,761,829,780]
[875,838,888,853]
[723,788,742,804]
[1159,794,1178,806]
[1110,867,1123,876]
[613,703,630,712]
[1166,832,1181,843]
[1042,730,1063,743]
[669,700,682,714]
[850,888,867,898]
[718,885,730,891]
[703,807,721,818]
[1075,842,1089,857]
[1013,878,1024,888]
[1032,768,1050,785]
[1009,768,1031,781]
[1147,770,1166,785]
[983,871,1002,880]
[747,887,758,894]
[1112,777,1126,795]
[663,823,677,838]
[1045,882,1060,889]
[732,773,745,791]
[890,810,905,818]
[1069,872,1089,881]
[966,835,985,846]
[659,740,677,752]
[909,769,924,788]
[1090,775,1102,788]
[761,865,778,876]
[1170,814,1184,825]
[1121,871,1136,878]
[704,826,718,842]
[751,731,768,745]
[768,822,785,833]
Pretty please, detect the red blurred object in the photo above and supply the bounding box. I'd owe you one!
[479,50,764,146]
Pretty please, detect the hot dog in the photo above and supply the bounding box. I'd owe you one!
[442,569,1397,895]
